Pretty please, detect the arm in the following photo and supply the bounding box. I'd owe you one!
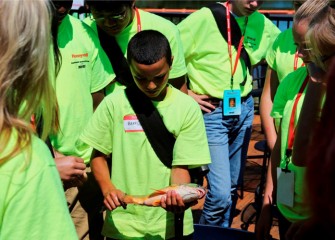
[161,166,193,212]
[169,75,188,94]
[260,67,280,151]
[187,89,217,113]
[92,89,105,111]
[292,63,326,166]
[256,127,282,240]
[90,149,125,210]
[53,150,87,188]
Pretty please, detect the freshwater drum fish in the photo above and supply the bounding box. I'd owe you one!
[123,184,206,206]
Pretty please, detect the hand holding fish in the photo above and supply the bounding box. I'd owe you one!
[103,188,127,211]
[160,189,195,214]
[123,184,206,213]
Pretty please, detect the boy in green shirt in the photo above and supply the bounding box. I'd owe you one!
[83,0,188,95]
[80,30,211,239]
[178,0,280,228]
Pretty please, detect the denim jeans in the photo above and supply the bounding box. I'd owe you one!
[199,95,254,227]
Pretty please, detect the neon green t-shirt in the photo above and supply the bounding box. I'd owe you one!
[271,66,310,222]
[83,9,187,94]
[266,28,304,82]
[80,86,211,239]
[177,6,280,98]
[0,131,77,239]
[49,15,115,163]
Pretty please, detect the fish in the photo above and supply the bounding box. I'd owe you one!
[123,184,206,207]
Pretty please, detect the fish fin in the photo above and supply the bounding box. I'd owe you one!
[148,189,167,197]
[151,199,162,206]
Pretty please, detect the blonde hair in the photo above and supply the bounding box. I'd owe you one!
[307,4,335,70]
[294,0,329,23]
[0,0,58,164]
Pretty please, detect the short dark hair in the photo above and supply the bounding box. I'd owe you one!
[85,0,133,12]
[127,30,172,66]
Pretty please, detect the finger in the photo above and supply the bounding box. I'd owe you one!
[75,157,85,164]
[105,195,117,209]
[200,105,212,113]
[72,169,86,176]
[170,191,178,206]
[74,162,87,170]
[162,196,167,208]
[103,199,113,211]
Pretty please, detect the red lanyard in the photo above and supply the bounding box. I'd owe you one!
[294,49,305,71]
[225,2,247,85]
[135,7,141,32]
[286,75,309,152]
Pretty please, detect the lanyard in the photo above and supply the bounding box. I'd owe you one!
[226,1,248,89]
[286,75,309,157]
[293,49,305,71]
[135,7,141,32]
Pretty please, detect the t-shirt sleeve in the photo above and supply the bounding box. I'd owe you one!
[80,98,114,155]
[177,15,197,63]
[271,75,290,119]
[266,32,281,70]
[168,25,187,79]
[172,99,211,168]
[87,27,116,93]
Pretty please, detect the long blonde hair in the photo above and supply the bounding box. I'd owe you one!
[307,4,335,70]
[0,0,58,164]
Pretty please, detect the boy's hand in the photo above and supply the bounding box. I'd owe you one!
[160,190,197,213]
[103,189,127,211]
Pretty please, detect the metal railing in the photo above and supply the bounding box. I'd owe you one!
[70,7,293,31]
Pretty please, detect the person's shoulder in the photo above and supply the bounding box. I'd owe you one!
[0,132,54,177]
[170,87,200,107]
[140,9,177,28]
[281,66,307,85]
[67,14,98,36]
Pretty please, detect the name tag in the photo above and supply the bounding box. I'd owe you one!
[223,90,241,116]
[277,167,295,207]
[123,115,143,132]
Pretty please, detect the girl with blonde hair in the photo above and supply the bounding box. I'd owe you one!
[0,0,77,239]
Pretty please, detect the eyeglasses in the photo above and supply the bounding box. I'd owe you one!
[90,10,127,23]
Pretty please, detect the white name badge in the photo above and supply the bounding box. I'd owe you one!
[123,115,143,132]
[223,90,241,116]
[277,167,295,208]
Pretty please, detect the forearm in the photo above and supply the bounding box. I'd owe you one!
[169,75,188,94]
[260,67,279,151]
[92,89,105,111]
[91,149,115,196]
[171,166,191,185]
[263,129,281,207]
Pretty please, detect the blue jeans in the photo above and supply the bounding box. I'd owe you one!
[199,95,254,227]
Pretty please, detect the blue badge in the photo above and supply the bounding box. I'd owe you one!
[223,90,241,116]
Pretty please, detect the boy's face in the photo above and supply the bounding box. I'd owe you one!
[52,0,73,23]
[231,0,263,17]
[90,4,134,36]
[293,19,311,63]
[130,57,171,101]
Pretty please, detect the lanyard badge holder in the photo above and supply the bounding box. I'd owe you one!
[277,75,309,207]
[223,3,247,116]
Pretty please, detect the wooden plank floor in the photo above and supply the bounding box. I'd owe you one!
[192,114,279,240]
